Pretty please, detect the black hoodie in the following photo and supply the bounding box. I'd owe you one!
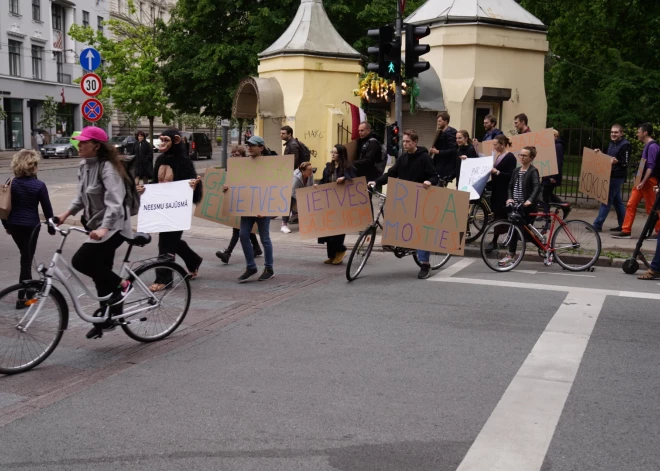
[354,132,382,181]
[152,138,202,204]
[375,146,438,186]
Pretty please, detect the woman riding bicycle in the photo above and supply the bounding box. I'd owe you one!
[57,127,133,339]
[499,146,541,266]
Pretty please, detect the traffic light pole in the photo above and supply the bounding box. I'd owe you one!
[394,6,403,157]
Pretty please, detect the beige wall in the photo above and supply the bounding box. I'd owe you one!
[257,55,362,169]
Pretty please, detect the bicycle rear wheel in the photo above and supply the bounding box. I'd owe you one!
[412,251,452,270]
[0,282,65,375]
[121,261,191,342]
[346,226,377,281]
[552,220,601,271]
[481,220,526,272]
[465,200,489,243]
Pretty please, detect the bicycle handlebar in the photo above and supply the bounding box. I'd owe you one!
[368,185,387,200]
[47,217,90,236]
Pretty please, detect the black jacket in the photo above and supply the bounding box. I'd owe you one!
[606,138,631,179]
[134,140,153,179]
[321,163,357,184]
[375,147,438,186]
[354,133,382,181]
[152,144,202,204]
[431,126,458,179]
[284,138,303,169]
[450,144,479,182]
[509,166,541,204]
[543,138,565,186]
[490,152,517,213]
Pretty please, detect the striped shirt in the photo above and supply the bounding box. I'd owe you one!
[513,170,526,203]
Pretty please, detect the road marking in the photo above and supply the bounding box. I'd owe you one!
[456,291,606,471]
[514,269,595,278]
[435,257,475,278]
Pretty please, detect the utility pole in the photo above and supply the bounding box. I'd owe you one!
[394,1,403,156]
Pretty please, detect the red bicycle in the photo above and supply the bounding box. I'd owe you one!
[480,203,602,272]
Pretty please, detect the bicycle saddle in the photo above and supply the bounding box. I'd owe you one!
[128,233,152,247]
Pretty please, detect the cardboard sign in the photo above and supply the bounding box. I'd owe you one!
[634,158,647,187]
[222,154,294,217]
[481,129,559,178]
[578,148,611,205]
[137,180,193,233]
[381,178,470,256]
[194,167,242,229]
[296,177,372,240]
[458,156,492,200]
[345,140,359,163]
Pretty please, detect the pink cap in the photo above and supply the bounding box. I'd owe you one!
[73,126,108,142]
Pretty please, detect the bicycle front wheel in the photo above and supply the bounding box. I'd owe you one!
[346,226,377,282]
[0,282,65,375]
[552,220,602,271]
[465,200,489,243]
[481,220,526,272]
[412,251,452,270]
[121,261,191,342]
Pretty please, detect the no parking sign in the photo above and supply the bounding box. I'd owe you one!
[82,98,104,123]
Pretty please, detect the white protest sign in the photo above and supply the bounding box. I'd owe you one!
[458,156,492,200]
[137,180,194,233]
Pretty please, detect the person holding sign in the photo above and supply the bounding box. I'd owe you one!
[484,135,518,252]
[613,123,660,239]
[138,129,203,290]
[316,144,357,265]
[430,112,458,183]
[369,130,438,279]
[281,162,314,234]
[449,130,479,184]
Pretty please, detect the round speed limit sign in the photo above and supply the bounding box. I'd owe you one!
[80,73,103,97]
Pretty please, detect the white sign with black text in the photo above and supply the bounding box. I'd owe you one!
[458,156,493,200]
[137,180,194,233]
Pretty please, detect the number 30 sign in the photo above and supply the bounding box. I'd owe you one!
[80,73,103,97]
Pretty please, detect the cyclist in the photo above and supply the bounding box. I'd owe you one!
[499,146,541,266]
[484,135,517,252]
[368,129,438,279]
[56,127,133,339]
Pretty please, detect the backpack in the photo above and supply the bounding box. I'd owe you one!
[295,139,311,162]
[99,159,141,218]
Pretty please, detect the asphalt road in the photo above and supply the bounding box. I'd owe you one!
[0,224,659,470]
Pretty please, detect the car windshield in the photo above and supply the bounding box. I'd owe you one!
[53,138,70,144]
[109,136,125,143]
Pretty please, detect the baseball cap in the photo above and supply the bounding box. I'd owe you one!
[246,136,265,146]
[73,126,108,143]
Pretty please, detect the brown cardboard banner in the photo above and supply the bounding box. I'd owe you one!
[222,154,295,217]
[381,178,470,255]
[345,140,359,163]
[194,167,242,229]
[296,177,372,240]
[634,158,647,187]
[480,128,559,178]
[579,148,611,205]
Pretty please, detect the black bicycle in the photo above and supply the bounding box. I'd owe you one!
[346,186,452,282]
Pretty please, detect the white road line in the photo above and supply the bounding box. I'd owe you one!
[435,257,476,278]
[456,291,606,471]
[507,269,595,278]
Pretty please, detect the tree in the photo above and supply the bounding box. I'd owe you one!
[38,96,59,135]
[121,110,142,134]
[69,0,171,146]
[0,104,6,122]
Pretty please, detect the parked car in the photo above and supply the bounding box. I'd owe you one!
[109,136,127,152]
[41,137,78,159]
[120,136,137,155]
[180,131,213,160]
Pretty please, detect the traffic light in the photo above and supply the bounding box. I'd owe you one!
[386,122,400,155]
[367,26,400,80]
[405,24,431,77]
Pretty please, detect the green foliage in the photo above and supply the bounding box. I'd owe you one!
[520,0,660,128]
[38,96,59,130]
[0,105,7,121]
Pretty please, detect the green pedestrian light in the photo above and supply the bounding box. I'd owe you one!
[388,62,396,74]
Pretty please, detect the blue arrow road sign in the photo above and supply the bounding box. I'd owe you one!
[80,47,101,72]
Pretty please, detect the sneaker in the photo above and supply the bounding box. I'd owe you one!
[609,226,623,232]
[15,299,27,310]
[592,226,603,233]
[258,268,275,281]
[417,263,431,279]
[253,246,263,257]
[216,250,231,264]
[238,268,258,283]
[281,225,291,234]
[85,320,116,339]
[107,281,133,306]
[332,251,347,265]
[612,232,632,239]
[498,254,514,267]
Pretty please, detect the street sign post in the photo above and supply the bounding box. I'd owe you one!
[80,47,102,72]
[80,73,102,97]
[82,98,104,123]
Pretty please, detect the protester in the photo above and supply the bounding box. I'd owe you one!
[223,136,275,282]
[370,130,438,279]
[281,126,304,169]
[430,111,458,182]
[134,130,153,185]
[216,145,262,264]
[484,135,517,252]
[541,129,570,218]
[613,123,660,239]
[138,128,203,289]
[1,150,55,308]
[281,161,314,234]
[354,121,382,181]
[500,146,541,266]
[450,129,479,185]
[592,124,630,232]
[473,114,503,146]
[514,113,531,134]
[317,144,356,265]
[56,127,133,339]
[638,185,660,280]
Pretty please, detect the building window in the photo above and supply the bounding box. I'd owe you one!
[9,40,21,77]
[32,0,40,21]
[98,16,104,34]
[139,2,143,21]
[83,11,89,27]
[31,46,43,80]
[118,0,122,14]
[52,4,64,30]
[150,6,155,22]
[54,51,64,82]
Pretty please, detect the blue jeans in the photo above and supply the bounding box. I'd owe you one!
[416,250,430,264]
[240,217,273,270]
[593,177,626,229]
